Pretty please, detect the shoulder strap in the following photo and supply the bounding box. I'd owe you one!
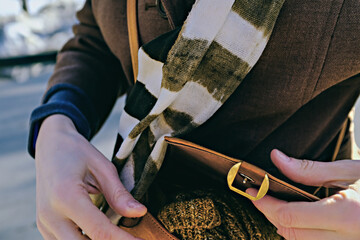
[127,0,139,83]
[331,120,348,161]
[313,120,348,197]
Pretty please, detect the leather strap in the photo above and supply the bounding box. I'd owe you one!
[127,0,139,83]
[124,2,178,239]
[120,213,179,240]
[331,120,348,161]
[326,120,348,196]
[313,120,348,196]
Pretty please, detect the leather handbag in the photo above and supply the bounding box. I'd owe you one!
[162,137,319,202]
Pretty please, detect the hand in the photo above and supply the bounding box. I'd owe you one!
[35,114,146,240]
[247,149,360,240]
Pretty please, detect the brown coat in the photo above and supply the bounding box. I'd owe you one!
[48,0,360,187]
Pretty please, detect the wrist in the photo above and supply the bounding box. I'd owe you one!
[35,114,80,154]
[40,114,77,133]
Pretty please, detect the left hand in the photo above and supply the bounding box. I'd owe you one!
[247,149,360,240]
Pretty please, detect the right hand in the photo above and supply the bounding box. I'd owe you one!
[35,114,146,239]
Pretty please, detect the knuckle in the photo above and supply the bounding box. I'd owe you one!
[277,206,294,227]
[90,228,113,240]
[50,184,69,207]
[97,161,118,182]
[36,205,48,219]
[280,227,297,240]
[110,187,128,205]
[36,204,53,224]
[107,161,118,173]
[36,216,43,230]
[49,180,82,210]
[36,218,48,237]
[299,159,314,171]
[342,188,360,200]
[104,162,119,180]
[337,190,360,231]
[100,159,117,174]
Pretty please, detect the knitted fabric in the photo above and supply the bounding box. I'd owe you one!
[157,190,282,240]
[158,197,222,238]
[100,0,285,224]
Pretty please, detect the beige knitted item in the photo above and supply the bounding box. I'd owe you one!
[157,190,282,240]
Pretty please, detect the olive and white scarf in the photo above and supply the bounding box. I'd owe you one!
[106,0,284,221]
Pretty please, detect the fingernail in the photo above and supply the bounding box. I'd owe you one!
[127,200,144,209]
[276,150,290,162]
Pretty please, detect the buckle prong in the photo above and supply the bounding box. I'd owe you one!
[227,162,269,201]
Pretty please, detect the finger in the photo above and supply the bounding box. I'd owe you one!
[90,159,147,218]
[38,206,88,240]
[277,226,340,240]
[349,179,360,193]
[48,217,88,240]
[270,149,360,187]
[247,188,290,230]
[40,230,57,240]
[64,190,140,240]
[37,219,57,240]
[246,188,351,231]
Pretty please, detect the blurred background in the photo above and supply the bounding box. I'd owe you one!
[0,1,359,239]
[0,0,124,239]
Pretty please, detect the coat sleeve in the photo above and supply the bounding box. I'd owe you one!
[28,0,129,157]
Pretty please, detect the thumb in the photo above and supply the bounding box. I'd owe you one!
[92,160,147,218]
[270,149,358,187]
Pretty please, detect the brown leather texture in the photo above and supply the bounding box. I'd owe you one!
[164,136,320,202]
[127,0,139,83]
[120,213,178,240]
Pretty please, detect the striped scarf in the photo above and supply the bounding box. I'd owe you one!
[104,0,285,222]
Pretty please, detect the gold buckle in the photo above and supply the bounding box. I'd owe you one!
[227,162,269,201]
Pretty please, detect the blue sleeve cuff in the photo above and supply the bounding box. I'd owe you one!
[28,83,99,158]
